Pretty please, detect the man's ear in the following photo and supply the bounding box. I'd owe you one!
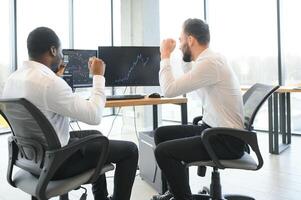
[50,46,57,57]
[187,35,194,47]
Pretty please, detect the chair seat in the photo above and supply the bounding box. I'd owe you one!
[186,152,258,170]
[13,164,115,199]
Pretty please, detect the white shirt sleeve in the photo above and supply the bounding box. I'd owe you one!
[159,58,219,97]
[45,75,106,125]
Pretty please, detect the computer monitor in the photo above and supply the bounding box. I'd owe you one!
[62,49,97,88]
[98,46,160,87]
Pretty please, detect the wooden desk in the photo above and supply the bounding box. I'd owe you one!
[105,97,188,129]
[242,85,301,154]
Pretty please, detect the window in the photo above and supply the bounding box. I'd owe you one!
[208,0,278,85]
[0,0,10,95]
[113,0,121,46]
[17,0,69,67]
[282,0,301,134]
[0,0,10,69]
[0,0,10,132]
[208,0,278,130]
[160,0,204,122]
[73,0,113,116]
[74,0,112,49]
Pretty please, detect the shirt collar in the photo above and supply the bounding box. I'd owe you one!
[195,47,212,62]
[22,60,56,76]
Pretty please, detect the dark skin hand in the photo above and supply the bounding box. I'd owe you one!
[55,61,66,77]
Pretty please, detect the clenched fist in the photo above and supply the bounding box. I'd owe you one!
[88,57,106,76]
[160,38,176,59]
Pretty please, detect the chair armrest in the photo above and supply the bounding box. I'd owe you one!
[192,116,203,125]
[201,127,263,170]
[70,130,103,138]
[35,134,108,199]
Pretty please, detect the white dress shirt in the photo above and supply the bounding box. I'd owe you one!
[159,48,244,129]
[2,61,106,146]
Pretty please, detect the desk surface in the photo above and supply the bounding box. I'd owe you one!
[105,97,187,108]
[241,85,301,93]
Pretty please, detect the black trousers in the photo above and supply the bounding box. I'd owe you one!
[53,130,138,200]
[154,124,245,200]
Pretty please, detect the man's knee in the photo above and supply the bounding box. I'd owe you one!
[125,141,139,159]
[154,126,167,145]
[154,143,168,162]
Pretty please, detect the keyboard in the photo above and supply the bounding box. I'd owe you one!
[106,94,145,100]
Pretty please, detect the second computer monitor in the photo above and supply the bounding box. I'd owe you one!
[62,49,97,88]
[98,46,160,87]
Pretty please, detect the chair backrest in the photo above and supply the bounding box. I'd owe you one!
[243,83,279,131]
[0,98,61,175]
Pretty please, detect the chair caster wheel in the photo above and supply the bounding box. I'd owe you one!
[198,186,210,194]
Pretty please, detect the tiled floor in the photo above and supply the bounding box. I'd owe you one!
[1,115,301,200]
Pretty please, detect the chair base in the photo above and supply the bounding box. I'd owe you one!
[193,194,255,200]
[59,193,69,200]
[31,194,69,200]
[223,194,255,200]
[192,168,255,200]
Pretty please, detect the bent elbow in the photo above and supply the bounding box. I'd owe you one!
[91,109,102,125]
[160,80,178,98]
[86,106,103,125]
[163,91,175,98]
[162,87,177,98]
[90,116,101,125]
[87,114,101,125]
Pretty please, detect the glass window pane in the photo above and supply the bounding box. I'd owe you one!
[17,0,69,67]
[73,0,112,115]
[74,0,112,49]
[113,0,121,46]
[0,0,11,132]
[208,0,278,85]
[283,1,301,85]
[208,0,278,130]
[0,0,10,68]
[282,0,301,134]
[160,0,204,122]
[0,0,10,94]
[160,0,204,40]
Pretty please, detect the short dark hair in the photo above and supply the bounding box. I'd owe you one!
[183,18,210,45]
[27,27,60,59]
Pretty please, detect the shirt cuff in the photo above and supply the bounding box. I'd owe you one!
[93,75,105,89]
[160,58,171,69]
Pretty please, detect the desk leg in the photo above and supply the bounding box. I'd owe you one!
[279,93,286,144]
[153,105,158,130]
[181,103,188,125]
[287,93,291,144]
[270,92,291,155]
[273,93,279,154]
[278,92,290,153]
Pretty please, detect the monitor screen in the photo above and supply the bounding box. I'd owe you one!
[62,49,97,88]
[98,46,160,87]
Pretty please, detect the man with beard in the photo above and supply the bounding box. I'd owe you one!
[151,19,245,200]
[2,27,138,200]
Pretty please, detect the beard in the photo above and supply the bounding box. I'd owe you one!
[50,52,63,73]
[182,44,192,62]
[50,63,59,73]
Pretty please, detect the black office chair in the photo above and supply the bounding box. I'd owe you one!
[187,83,279,200]
[0,98,114,200]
